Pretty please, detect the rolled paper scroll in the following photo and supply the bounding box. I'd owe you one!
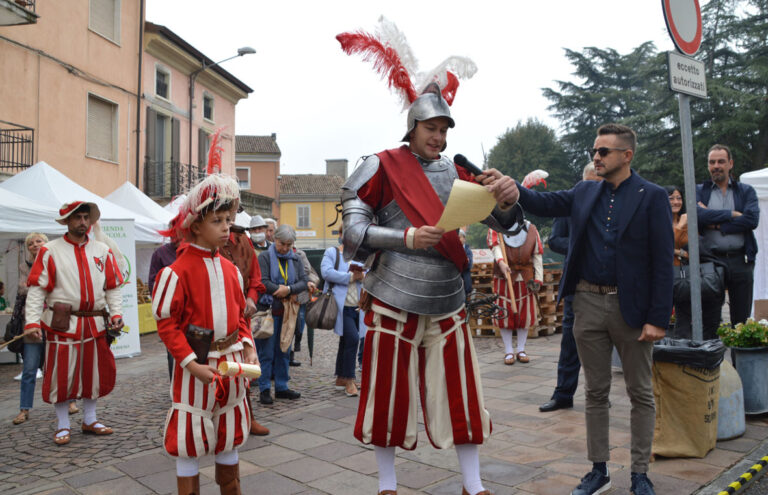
[218,361,262,379]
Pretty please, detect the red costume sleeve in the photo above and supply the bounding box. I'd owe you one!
[27,246,56,292]
[104,249,124,290]
[152,267,197,366]
[246,250,265,302]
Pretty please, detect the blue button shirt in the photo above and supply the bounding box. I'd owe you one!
[579,172,639,286]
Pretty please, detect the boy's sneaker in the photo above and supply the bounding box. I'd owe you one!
[630,472,655,495]
[571,469,611,495]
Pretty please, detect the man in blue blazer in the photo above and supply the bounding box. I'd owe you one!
[514,123,673,495]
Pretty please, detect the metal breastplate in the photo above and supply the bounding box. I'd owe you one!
[364,156,465,315]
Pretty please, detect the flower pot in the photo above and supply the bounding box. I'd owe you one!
[730,346,768,414]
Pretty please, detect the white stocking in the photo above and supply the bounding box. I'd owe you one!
[215,449,238,465]
[176,457,199,477]
[500,328,515,356]
[516,328,528,353]
[455,444,485,494]
[54,402,70,437]
[82,398,99,426]
[374,446,397,492]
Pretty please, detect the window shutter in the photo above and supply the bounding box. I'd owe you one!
[198,128,208,172]
[87,95,116,161]
[90,0,118,41]
[171,118,180,163]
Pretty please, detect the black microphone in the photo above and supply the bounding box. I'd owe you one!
[453,154,485,177]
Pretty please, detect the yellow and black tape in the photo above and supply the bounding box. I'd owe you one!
[718,456,768,495]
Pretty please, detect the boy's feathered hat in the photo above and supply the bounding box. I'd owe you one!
[336,16,477,141]
[160,129,240,240]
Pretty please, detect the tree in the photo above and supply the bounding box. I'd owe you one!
[543,0,768,189]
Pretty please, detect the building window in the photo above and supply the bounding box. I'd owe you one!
[89,0,121,44]
[297,205,310,229]
[87,94,118,163]
[203,94,214,121]
[236,167,250,189]
[155,65,170,100]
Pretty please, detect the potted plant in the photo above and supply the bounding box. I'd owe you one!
[717,318,768,414]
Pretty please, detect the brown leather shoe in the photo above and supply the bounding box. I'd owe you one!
[13,410,29,425]
[462,488,493,495]
[54,428,70,446]
[378,491,397,495]
[516,351,530,363]
[177,474,200,495]
[345,380,359,397]
[81,421,113,435]
[250,419,269,436]
[335,376,346,390]
[215,463,240,495]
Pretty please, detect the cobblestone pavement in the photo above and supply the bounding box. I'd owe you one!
[1,329,767,494]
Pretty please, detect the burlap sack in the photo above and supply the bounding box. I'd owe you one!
[652,361,720,458]
[279,297,300,353]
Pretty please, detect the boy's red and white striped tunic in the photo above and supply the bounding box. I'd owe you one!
[24,236,124,404]
[152,244,255,458]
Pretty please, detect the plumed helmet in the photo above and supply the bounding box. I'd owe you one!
[401,83,454,142]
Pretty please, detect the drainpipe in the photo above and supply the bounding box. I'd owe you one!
[135,0,144,186]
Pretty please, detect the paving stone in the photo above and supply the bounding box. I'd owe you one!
[306,469,378,495]
[271,456,343,483]
[76,476,152,495]
[240,470,308,495]
[114,452,175,478]
[516,471,582,495]
[62,468,124,489]
[394,461,454,490]
[135,470,176,494]
[303,441,366,462]
[239,444,304,467]
[270,431,334,451]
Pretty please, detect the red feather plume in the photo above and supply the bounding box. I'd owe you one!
[336,31,418,104]
[206,128,224,175]
[441,72,460,106]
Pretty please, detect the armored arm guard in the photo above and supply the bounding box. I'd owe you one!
[341,156,407,263]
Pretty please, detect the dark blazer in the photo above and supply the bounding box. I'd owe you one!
[516,171,673,329]
[548,217,570,256]
[696,179,759,262]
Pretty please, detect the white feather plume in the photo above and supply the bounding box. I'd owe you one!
[180,174,240,228]
[415,56,478,94]
[375,15,419,76]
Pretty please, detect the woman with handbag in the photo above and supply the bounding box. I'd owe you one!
[255,225,308,405]
[12,233,78,424]
[320,227,366,397]
[666,186,726,340]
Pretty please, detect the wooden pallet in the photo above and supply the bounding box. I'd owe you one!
[468,314,500,337]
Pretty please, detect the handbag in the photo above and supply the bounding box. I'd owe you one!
[306,247,340,330]
[251,309,274,339]
[673,261,725,303]
[4,293,26,354]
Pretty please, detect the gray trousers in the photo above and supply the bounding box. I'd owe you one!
[572,290,655,473]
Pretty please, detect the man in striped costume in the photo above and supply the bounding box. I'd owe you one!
[487,221,543,365]
[24,201,124,446]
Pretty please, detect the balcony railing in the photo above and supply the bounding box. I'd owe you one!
[0,0,38,26]
[144,160,210,198]
[0,120,34,173]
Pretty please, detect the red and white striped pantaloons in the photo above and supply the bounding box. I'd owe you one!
[163,349,250,458]
[42,317,116,404]
[493,278,536,330]
[354,300,491,450]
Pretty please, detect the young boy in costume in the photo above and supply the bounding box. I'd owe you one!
[153,174,258,495]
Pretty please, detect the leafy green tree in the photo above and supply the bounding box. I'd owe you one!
[543,0,768,188]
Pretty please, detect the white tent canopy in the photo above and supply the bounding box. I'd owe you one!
[0,162,164,244]
[740,168,768,308]
[106,181,173,226]
[0,188,65,239]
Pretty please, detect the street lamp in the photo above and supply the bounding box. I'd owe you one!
[188,46,255,185]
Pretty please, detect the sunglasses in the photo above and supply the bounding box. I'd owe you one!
[589,147,629,158]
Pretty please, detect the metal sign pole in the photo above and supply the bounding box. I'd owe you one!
[678,93,704,341]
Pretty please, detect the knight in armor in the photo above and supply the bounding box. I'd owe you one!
[337,19,521,495]
[487,221,543,365]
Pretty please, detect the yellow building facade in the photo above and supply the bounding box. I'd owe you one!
[278,174,344,249]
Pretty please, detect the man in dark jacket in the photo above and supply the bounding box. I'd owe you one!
[540,163,602,413]
[514,124,672,495]
[696,144,759,326]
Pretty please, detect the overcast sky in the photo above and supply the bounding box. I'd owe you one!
[146,0,698,176]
